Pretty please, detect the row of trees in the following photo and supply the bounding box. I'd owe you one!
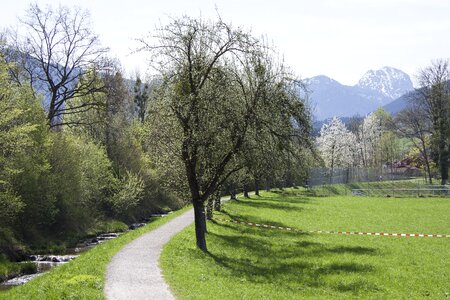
[1,4,313,254]
[317,109,397,171]
[138,16,313,251]
[317,60,449,185]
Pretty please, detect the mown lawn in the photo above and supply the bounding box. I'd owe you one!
[161,190,449,299]
[0,206,191,300]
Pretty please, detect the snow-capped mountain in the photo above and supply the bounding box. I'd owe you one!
[356,67,413,102]
[306,67,414,120]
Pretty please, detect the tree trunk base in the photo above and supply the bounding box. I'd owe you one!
[193,201,207,252]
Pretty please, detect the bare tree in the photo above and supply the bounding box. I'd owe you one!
[395,105,433,184]
[7,4,109,128]
[415,59,450,185]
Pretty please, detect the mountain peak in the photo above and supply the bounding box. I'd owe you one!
[306,75,340,86]
[305,66,414,120]
[356,66,413,99]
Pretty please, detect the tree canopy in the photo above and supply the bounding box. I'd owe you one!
[140,15,312,251]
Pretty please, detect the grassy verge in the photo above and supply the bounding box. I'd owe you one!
[161,191,449,299]
[0,206,191,300]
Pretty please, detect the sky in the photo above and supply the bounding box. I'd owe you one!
[1,0,449,86]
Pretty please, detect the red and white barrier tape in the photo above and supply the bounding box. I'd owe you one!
[218,218,450,238]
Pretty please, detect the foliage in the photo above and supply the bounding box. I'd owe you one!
[134,76,150,124]
[317,109,405,172]
[317,117,356,169]
[415,59,450,184]
[0,54,52,250]
[109,171,145,216]
[140,15,312,250]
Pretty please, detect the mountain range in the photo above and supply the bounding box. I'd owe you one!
[305,66,414,120]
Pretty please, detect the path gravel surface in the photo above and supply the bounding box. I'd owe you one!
[104,195,240,300]
[104,208,194,300]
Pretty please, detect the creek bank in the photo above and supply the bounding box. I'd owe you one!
[0,212,171,290]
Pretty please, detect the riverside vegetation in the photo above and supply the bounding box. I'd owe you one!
[0,206,190,299]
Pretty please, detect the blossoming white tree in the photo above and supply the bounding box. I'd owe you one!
[317,117,357,173]
[359,112,382,167]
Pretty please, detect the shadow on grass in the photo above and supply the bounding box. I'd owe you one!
[316,262,374,274]
[327,246,378,255]
[205,219,381,295]
[234,198,305,212]
[218,209,293,229]
[255,194,317,205]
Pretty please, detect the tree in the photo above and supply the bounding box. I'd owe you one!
[7,3,109,128]
[317,117,356,178]
[415,59,449,185]
[102,69,133,165]
[134,76,150,124]
[395,106,433,183]
[0,55,40,229]
[141,16,311,251]
[359,112,382,167]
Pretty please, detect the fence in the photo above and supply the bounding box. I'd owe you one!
[352,187,449,197]
[307,167,424,187]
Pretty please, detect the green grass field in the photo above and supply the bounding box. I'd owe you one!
[0,206,191,300]
[161,190,449,299]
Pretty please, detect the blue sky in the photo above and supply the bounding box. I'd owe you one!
[1,0,449,85]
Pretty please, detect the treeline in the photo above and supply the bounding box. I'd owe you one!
[0,54,184,259]
[1,4,314,256]
[316,60,450,185]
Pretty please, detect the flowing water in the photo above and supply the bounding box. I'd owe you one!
[0,213,169,290]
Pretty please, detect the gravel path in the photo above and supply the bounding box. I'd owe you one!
[104,208,194,300]
[104,195,241,300]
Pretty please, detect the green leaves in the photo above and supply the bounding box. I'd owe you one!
[110,171,145,215]
[0,55,45,227]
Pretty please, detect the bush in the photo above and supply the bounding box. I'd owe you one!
[109,171,145,218]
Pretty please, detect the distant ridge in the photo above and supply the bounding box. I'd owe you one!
[306,67,414,120]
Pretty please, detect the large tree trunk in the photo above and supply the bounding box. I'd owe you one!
[255,179,260,196]
[228,186,236,200]
[206,198,213,220]
[213,191,221,211]
[193,200,207,252]
[243,184,250,198]
[265,178,272,192]
[214,197,221,211]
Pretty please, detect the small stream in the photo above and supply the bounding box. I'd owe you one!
[0,213,170,290]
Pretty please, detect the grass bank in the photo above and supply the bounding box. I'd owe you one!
[0,206,191,299]
[161,191,449,299]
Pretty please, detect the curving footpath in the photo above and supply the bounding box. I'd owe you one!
[104,208,194,300]
[104,195,240,300]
